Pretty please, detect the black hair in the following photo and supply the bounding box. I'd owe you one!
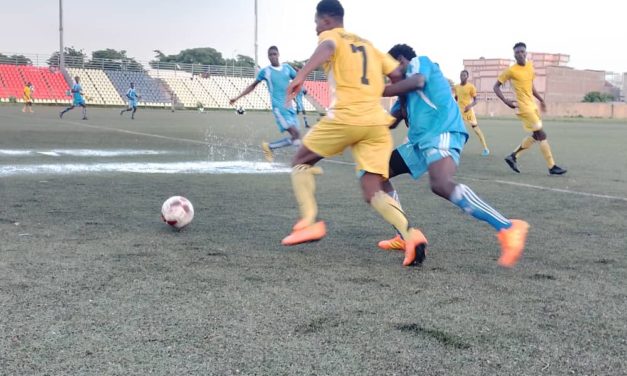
[461,70,469,75]
[268,46,279,53]
[513,42,526,50]
[316,0,344,20]
[388,44,417,61]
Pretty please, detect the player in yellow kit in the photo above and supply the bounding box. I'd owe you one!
[454,70,489,155]
[22,82,34,113]
[281,0,428,267]
[494,42,567,175]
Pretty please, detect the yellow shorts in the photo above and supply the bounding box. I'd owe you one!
[303,119,393,178]
[461,109,477,126]
[517,109,543,132]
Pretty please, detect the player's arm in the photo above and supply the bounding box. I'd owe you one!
[382,74,425,97]
[465,95,478,112]
[532,84,546,112]
[286,40,335,105]
[493,81,517,109]
[230,80,261,105]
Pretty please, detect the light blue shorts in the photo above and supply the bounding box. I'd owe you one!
[273,107,299,132]
[397,132,467,180]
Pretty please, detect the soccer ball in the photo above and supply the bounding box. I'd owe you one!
[235,106,246,115]
[161,196,194,229]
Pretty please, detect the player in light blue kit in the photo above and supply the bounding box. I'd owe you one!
[60,76,88,120]
[295,87,310,128]
[378,44,529,268]
[230,46,300,162]
[120,82,140,119]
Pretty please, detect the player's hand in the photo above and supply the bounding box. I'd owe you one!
[285,78,304,108]
[229,98,236,106]
[506,100,518,109]
[464,105,471,113]
[539,101,547,113]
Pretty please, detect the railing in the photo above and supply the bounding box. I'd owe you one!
[0,52,328,81]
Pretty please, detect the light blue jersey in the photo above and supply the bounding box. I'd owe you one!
[295,88,307,112]
[393,56,469,180]
[405,56,467,148]
[126,88,138,107]
[72,83,85,106]
[256,63,299,132]
[256,64,297,109]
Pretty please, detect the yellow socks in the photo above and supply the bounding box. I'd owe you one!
[472,126,489,150]
[291,165,323,226]
[539,140,555,168]
[514,136,536,158]
[370,191,411,240]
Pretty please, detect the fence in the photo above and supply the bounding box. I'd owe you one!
[0,52,328,81]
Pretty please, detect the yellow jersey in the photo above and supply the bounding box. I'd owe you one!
[453,83,477,110]
[318,27,398,126]
[497,61,537,113]
[23,86,32,101]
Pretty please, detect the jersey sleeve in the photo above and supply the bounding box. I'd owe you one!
[375,48,399,76]
[407,56,432,82]
[255,69,265,82]
[497,68,511,84]
[286,64,297,79]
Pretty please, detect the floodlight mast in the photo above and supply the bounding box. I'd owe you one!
[59,0,65,71]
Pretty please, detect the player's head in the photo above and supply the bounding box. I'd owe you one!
[388,44,417,73]
[460,70,469,83]
[74,76,80,83]
[315,0,344,35]
[513,42,527,65]
[267,46,280,67]
[130,82,135,89]
[27,82,32,87]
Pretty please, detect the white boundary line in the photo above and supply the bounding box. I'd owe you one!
[458,176,627,202]
[5,114,625,202]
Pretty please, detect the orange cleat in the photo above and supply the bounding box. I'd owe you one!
[282,221,327,246]
[403,229,428,266]
[377,234,405,251]
[497,219,529,268]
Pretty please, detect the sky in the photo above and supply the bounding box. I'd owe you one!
[1,0,626,77]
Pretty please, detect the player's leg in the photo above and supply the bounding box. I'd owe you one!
[505,112,541,173]
[80,103,88,120]
[60,104,75,118]
[131,104,137,119]
[428,148,528,267]
[354,127,427,266]
[282,120,349,246]
[465,111,489,155]
[471,123,489,156]
[301,107,310,128]
[281,145,326,245]
[264,109,301,161]
[377,149,412,251]
[533,129,567,175]
[28,101,33,113]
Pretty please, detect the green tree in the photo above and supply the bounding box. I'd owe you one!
[47,46,86,68]
[88,49,143,71]
[151,47,225,66]
[583,91,615,103]
[0,53,32,65]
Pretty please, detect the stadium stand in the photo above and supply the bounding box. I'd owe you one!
[0,54,329,109]
[105,70,171,107]
[0,65,69,102]
[303,81,330,109]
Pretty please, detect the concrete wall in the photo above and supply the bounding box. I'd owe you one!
[473,100,627,119]
[545,67,607,103]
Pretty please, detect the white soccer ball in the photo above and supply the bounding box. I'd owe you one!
[235,106,246,115]
[161,196,194,229]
